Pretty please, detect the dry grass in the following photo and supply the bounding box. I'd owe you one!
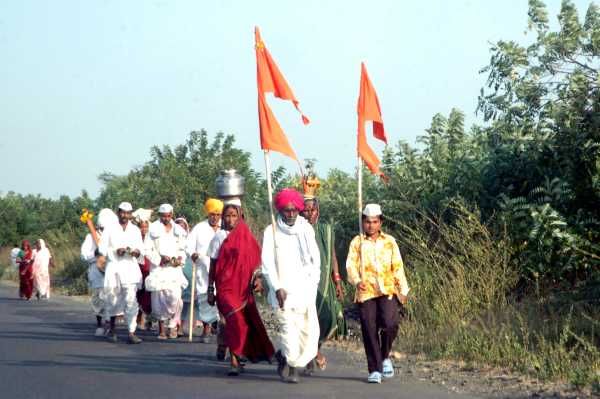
[385,201,600,390]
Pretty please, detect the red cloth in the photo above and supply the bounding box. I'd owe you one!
[274,188,305,212]
[18,240,34,299]
[215,220,274,362]
[137,256,152,314]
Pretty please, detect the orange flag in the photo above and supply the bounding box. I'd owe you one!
[255,26,309,160]
[357,62,388,176]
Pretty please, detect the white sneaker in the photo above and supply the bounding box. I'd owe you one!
[367,371,382,383]
[382,358,394,378]
[94,327,105,337]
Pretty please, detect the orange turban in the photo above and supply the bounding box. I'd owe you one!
[204,198,224,215]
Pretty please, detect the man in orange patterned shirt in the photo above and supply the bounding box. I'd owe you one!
[345,204,409,384]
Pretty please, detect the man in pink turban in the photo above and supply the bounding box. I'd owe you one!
[262,188,321,384]
[274,188,305,214]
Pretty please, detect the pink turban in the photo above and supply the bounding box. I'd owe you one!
[274,188,305,212]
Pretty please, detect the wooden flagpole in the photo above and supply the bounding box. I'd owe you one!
[188,261,197,342]
[357,157,365,280]
[264,150,282,282]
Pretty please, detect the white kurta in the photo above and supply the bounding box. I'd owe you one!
[99,221,143,331]
[186,220,220,294]
[261,216,321,368]
[81,233,104,289]
[81,233,106,318]
[147,220,188,326]
[99,222,143,288]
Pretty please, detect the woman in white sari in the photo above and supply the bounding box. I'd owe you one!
[32,239,52,300]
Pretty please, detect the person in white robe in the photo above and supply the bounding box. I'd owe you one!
[81,208,118,336]
[261,188,321,384]
[146,203,188,339]
[185,198,223,342]
[10,245,21,268]
[99,202,144,344]
[32,239,52,300]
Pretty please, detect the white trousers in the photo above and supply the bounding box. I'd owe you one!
[105,284,139,333]
[276,305,320,368]
[151,288,183,329]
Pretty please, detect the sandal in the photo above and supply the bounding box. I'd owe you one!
[168,329,178,339]
[157,333,168,340]
[315,355,327,371]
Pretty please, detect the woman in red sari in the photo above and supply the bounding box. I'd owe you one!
[207,204,274,376]
[17,240,34,300]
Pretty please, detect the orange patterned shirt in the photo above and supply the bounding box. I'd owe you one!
[345,232,409,303]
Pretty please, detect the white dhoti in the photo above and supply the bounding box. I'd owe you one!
[90,287,106,318]
[151,289,183,328]
[197,293,219,324]
[276,305,320,368]
[105,284,139,333]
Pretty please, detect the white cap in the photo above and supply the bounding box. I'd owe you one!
[158,203,173,214]
[223,198,242,207]
[132,208,153,222]
[118,202,133,212]
[97,208,118,228]
[362,203,382,217]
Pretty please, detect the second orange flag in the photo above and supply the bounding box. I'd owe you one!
[357,62,388,176]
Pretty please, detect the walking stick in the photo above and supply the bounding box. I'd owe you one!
[188,261,197,342]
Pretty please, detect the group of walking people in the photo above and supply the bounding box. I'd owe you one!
[79,183,409,384]
[11,239,53,301]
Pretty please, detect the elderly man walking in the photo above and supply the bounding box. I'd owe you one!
[346,204,410,384]
[261,188,321,384]
[147,203,188,339]
[99,202,144,344]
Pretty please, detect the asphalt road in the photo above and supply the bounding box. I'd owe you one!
[0,282,481,399]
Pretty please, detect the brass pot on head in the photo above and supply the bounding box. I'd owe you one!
[215,169,245,204]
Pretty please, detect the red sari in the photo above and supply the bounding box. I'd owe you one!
[215,220,274,362]
[18,240,34,299]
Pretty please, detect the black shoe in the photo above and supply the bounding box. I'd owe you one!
[227,365,240,376]
[285,367,299,384]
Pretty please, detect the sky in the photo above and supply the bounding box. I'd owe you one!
[0,0,592,198]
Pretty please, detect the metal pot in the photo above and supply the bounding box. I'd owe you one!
[215,169,245,198]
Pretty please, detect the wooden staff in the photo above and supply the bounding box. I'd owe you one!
[188,260,197,342]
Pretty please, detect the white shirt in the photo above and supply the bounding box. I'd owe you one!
[261,218,321,311]
[99,221,143,287]
[207,230,230,260]
[140,233,160,267]
[80,233,104,289]
[186,220,220,293]
[146,220,187,291]
[149,220,187,261]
